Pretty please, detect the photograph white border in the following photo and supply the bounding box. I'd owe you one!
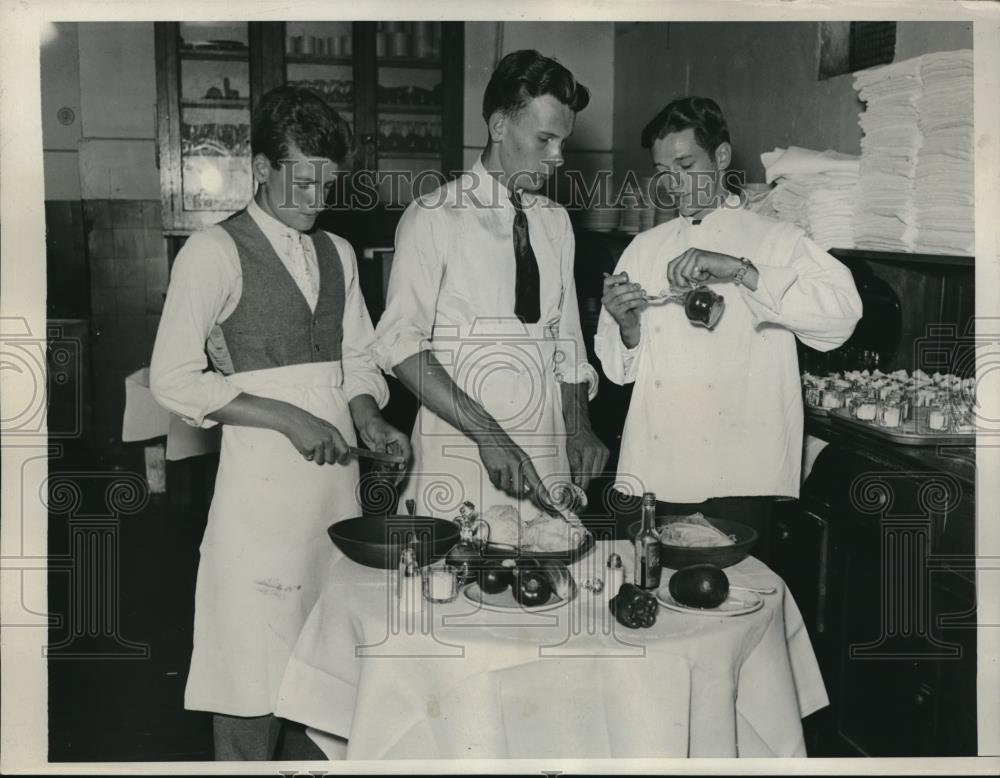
[2,0,998,774]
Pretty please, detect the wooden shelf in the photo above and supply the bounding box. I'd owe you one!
[180,49,249,62]
[377,56,441,69]
[378,103,443,115]
[378,151,441,160]
[829,248,974,268]
[285,55,354,67]
[182,98,250,110]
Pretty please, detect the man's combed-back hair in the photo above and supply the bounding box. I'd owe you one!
[482,49,590,123]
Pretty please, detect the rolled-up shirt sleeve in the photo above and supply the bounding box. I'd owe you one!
[150,230,241,427]
[372,203,446,375]
[739,226,863,352]
[553,213,599,400]
[332,234,390,408]
[594,241,643,386]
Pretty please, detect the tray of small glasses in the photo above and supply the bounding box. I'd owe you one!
[828,407,976,447]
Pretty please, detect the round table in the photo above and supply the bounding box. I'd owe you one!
[274,539,828,760]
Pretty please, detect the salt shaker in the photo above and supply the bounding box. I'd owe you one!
[397,536,421,613]
[606,552,624,599]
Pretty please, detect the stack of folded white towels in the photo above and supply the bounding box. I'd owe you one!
[853,56,923,251]
[914,50,974,255]
[852,49,973,256]
[758,146,860,249]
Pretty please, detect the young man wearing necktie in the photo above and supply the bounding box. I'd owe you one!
[596,96,863,561]
[373,50,609,525]
[150,86,410,759]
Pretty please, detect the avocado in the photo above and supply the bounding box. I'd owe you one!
[668,564,730,609]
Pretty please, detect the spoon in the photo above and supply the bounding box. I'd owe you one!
[731,584,777,595]
[644,290,689,305]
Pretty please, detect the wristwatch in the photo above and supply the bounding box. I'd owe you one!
[733,256,755,287]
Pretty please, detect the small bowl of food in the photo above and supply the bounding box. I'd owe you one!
[626,513,757,569]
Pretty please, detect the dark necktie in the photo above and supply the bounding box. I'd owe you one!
[510,190,541,324]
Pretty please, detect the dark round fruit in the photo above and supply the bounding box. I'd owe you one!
[668,564,730,609]
[512,570,552,607]
[479,561,512,594]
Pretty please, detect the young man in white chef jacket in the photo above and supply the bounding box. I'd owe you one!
[596,96,863,561]
[150,86,411,760]
[373,50,609,523]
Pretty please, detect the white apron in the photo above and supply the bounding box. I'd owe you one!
[400,319,572,520]
[184,361,358,716]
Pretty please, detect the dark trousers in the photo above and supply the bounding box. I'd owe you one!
[613,494,775,566]
[212,713,327,761]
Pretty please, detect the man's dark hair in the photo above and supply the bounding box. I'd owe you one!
[482,49,590,123]
[252,85,353,166]
[641,96,731,158]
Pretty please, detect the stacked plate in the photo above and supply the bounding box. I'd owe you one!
[619,206,641,234]
[619,176,655,234]
[580,206,622,232]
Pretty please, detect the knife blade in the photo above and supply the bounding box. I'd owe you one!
[347,446,406,465]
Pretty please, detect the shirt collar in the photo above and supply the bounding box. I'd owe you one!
[469,156,534,211]
[247,198,305,245]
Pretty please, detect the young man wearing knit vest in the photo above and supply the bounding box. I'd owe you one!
[150,86,411,760]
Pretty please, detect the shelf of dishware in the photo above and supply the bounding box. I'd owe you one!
[377,57,441,69]
[179,49,249,63]
[378,152,442,160]
[285,54,355,67]
[377,117,442,156]
[378,103,443,115]
[181,98,250,110]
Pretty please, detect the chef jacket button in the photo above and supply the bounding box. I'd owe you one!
[654,380,662,388]
[314,344,321,351]
[653,434,659,441]
[655,326,662,333]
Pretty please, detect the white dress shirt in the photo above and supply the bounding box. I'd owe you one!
[150,200,389,428]
[373,157,599,396]
[594,200,862,502]
[372,158,598,517]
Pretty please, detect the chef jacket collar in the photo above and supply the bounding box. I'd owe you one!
[684,191,743,225]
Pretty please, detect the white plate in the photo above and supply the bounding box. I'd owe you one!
[656,586,764,617]
[462,582,571,613]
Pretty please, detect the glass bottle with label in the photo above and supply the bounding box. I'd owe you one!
[634,493,662,590]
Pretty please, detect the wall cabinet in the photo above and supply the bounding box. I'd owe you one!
[154,21,464,241]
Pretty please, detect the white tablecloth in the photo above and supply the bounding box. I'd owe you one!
[274,540,828,760]
[122,368,221,460]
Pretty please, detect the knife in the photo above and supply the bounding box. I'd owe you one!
[347,446,406,465]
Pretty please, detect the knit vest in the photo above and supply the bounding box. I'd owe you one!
[217,210,345,373]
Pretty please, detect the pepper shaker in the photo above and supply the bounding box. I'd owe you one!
[397,535,421,613]
[606,552,624,599]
